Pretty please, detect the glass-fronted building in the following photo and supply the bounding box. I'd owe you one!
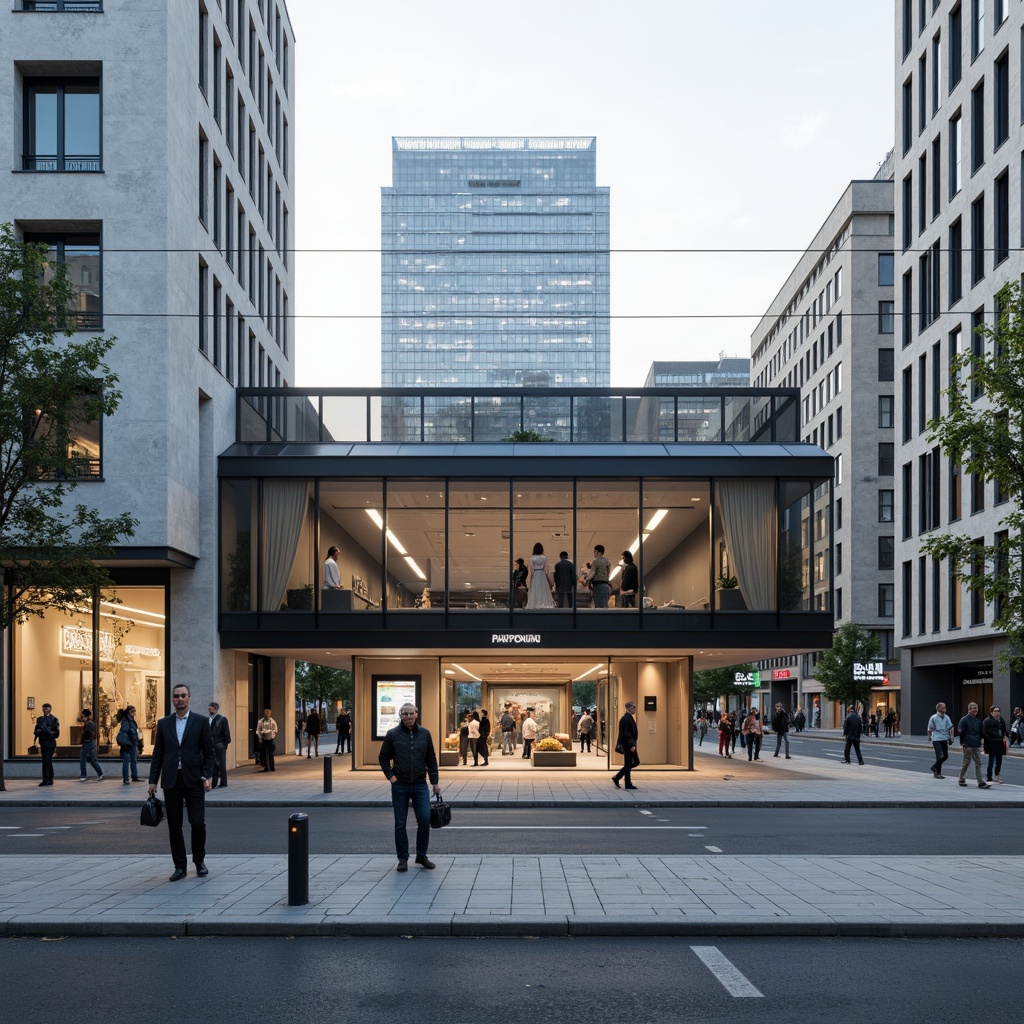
[217,386,834,771]
[381,137,610,394]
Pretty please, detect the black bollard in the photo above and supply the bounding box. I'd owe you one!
[323,753,332,793]
[287,812,309,906]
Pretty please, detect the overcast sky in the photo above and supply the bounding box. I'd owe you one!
[289,0,894,387]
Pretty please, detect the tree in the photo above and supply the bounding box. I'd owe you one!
[692,663,755,710]
[572,680,597,710]
[922,279,1024,670]
[816,621,881,710]
[0,225,137,790]
[503,429,554,442]
[294,661,352,715]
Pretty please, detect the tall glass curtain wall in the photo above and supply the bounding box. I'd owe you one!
[10,586,167,757]
[381,139,610,391]
[220,478,827,615]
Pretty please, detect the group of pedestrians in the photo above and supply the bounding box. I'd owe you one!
[927,701,1011,788]
[457,709,493,765]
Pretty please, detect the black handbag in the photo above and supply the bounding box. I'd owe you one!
[429,793,451,829]
[28,744,39,755]
[140,794,164,828]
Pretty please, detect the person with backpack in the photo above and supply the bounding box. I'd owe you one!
[116,706,142,785]
[772,703,791,759]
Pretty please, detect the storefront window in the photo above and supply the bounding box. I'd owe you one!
[448,480,509,607]
[11,585,166,757]
[642,480,711,610]
[385,480,443,609]
[576,480,639,609]
[221,478,254,611]
[512,480,572,609]
[779,481,815,612]
[713,479,777,611]
[317,479,383,609]
[261,479,313,611]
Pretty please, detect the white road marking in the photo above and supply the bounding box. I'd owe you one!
[447,826,707,830]
[704,845,723,853]
[638,809,654,815]
[0,826,21,830]
[8,834,45,838]
[691,946,763,997]
[38,826,74,830]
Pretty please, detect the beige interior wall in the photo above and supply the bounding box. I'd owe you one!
[635,662,668,764]
[355,657,441,769]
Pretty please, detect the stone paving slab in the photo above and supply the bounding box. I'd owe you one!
[1,853,1023,938]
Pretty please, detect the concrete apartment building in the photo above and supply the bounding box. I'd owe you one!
[2,0,295,769]
[894,0,1023,726]
[750,178,897,727]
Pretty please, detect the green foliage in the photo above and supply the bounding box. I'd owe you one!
[572,680,597,710]
[716,573,738,590]
[692,663,755,708]
[923,279,1024,669]
[295,661,352,712]
[504,429,554,442]
[815,621,881,708]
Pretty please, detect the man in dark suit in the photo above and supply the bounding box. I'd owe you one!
[33,702,60,786]
[612,700,640,790]
[207,701,232,788]
[148,684,216,881]
[553,551,576,608]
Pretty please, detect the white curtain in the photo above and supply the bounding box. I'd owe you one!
[717,480,777,610]
[260,481,309,611]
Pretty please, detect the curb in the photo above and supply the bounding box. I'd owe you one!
[4,916,1024,939]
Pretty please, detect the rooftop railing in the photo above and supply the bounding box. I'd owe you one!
[16,1,103,10]
[236,387,801,446]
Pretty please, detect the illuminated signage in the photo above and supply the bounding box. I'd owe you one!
[773,669,792,680]
[734,671,760,686]
[372,677,420,740]
[853,661,885,681]
[491,634,542,644]
[61,626,161,660]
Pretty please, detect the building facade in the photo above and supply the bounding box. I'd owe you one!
[894,0,1024,727]
[2,0,296,768]
[750,179,897,726]
[381,137,610,391]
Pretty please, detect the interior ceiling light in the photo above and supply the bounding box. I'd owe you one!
[366,509,426,579]
[572,663,605,682]
[449,662,482,681]
[611,509,668,580]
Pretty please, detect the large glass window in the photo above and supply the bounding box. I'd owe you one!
[447,481,509,607]
[23,231,101,330]
[381,480,443,609]
[24,77,100,171]
[641,481,711,611]
[11,585,166,757]
[512,481,573,608]
[317,480,384,610]
[779,481,814,612]
[260,479,313,612]
[576,481,639,609]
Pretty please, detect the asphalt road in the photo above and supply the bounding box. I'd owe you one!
[1,935,1022,1021]
[2,805,1021,855]
[700,732,1024,782]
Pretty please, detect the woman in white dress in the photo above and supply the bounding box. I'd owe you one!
[526,542,554,609]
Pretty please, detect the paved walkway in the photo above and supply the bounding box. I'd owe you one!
[2,734,1022,937]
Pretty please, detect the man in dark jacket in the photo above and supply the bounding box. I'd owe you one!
[956,702,991,788]
[305,706,321,757]
[842,706,865,765]
[611,701,640,790]
[208,701,232,788]
[553,551,576,608]
[33,703,60,786]
[771,703,791,759]
[378,703,441,872]
[499,707,516,755]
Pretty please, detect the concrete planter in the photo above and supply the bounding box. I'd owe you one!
[532,750,577,767]
[715,588,745,611]
[439,751,460,767]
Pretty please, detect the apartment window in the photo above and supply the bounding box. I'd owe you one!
[879,489,895,523]
[931,136,941,219]
[879,395,895,428]
[970,81,984,173]
[835,542,843,576]
[971,467,985,513]
[994,0,1005,27]
[950,459,962,521]
[918,153,928,233]
[237,97,246,179]
[23,78,101,172]
[879,583,895,619]
[904,0,914,56]
[248,122,256,199]
[904,80,914,152]
[971,307,985,399]
[835,588,842,621]
[919,243,940,329]
[199,4,208,95]
[879,300,895,334]
[23,231,101,330]
[933,557,942,632]
[17,1,104,7]
[27,388,104,482]
[949,559,962,628]
[212,277,222,368]
[971,0,984,60]
[949,110,962,196]
[213,34,222,124]
[836,453,843,486]
[902,175,913,249]
[225,299,235,383]
[970,541,985,625]
[994,169,1009,264]
[198,260,209,355]
[932,33,942,112]
[213,159,222,250]
[919,557,928,634]
[903,463,914,539]
[903,368,914,442]
[902,270,913,347]
[236,205,245,287]
[198,134,209,226]
[920,450,941,532]
[918,354,928,434]
[919,55,928,135]
[994,50,1009,147]
[932,341,942,421]
[248,227,256,301]
[994,529,1009,620]
[949,4,963,88]
[836,497,843,530]
[225,180,234,267]
[879,442,895,477]
[879,536,895,570]
[879,348,895,381]
[878,252,895,286]
[948,218,963,304]
[971,194,985,283]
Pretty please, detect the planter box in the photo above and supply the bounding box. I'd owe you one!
[715,588,746,611]
[439,751,460,767]
[532,750,577,767]
[287,588,314,610]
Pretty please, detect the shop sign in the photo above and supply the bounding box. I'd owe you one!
[372,676,420,740]
[772,669,792,680]
[492,634,542,645]
[734,671,760,686]
[853,661,885,681]
[959,661,993,686]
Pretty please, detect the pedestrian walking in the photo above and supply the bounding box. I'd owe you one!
[335,707,352,754]
[793,708,806,733]
[771,703,791,759]
[1009,708,1024,747]
[116,706,142,785]
[883,710,896,738]
[578,708,594,752]
[33,702,60,786]
[305,706,321,757]
[611,700,640,789]
[956,702,991,788]
[295,709,306,755]
[378,702,440,872]
[147,683,216,881]
[982,706,1008,784]
[499,706,516,755]
[208,702,231,787]
[842,706,865,765]
[742,710,762,761]
[255,708,278,772]
[926,702,954,778]
[718,712,733,757]
[467,711,481,766]
[458,710,471,765]
[478,709,491,765]
[77,709,105,781]
[696,714,708,746]
[521,708,538,759]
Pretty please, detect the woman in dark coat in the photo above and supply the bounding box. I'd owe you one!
[477,709,491,766]
[618,551,639,608]
[982,706,1008,783]
[718,713,733,758]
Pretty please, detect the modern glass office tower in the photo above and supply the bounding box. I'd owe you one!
[381,137,610,390]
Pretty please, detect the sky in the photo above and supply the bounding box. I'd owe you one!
[289,0,895,388]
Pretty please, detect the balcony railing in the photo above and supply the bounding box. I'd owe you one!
[22,155,102,172]
[16,1,103,10]
[236,387,801,446]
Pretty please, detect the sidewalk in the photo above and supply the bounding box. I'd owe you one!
[3,737,1022,938]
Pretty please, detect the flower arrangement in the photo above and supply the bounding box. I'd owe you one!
[443,732,460,750]
[534,736,566,752]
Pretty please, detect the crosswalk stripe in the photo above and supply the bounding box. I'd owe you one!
[691,946,763,997]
